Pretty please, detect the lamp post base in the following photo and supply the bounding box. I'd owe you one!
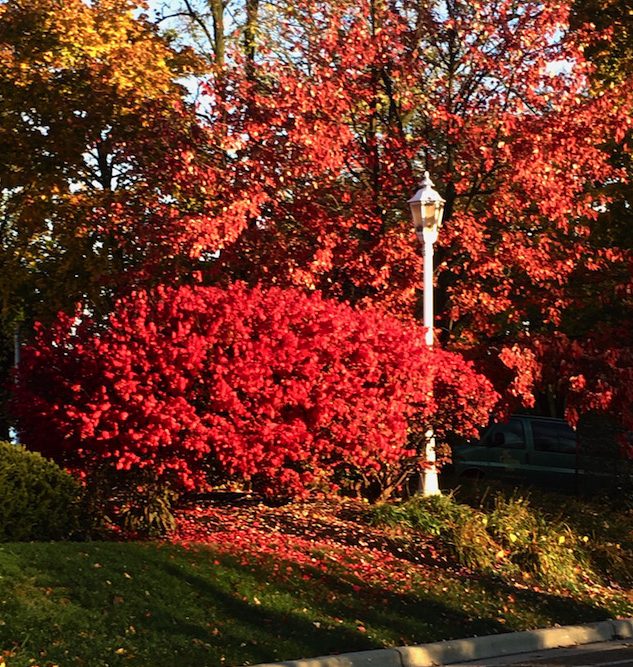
[421,468,441,496]
[421,428,441,496]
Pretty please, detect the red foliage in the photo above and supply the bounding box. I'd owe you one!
[12,284,496,498]
[173,500,443,597]
[160,0,631,431]
[10,0,631,456]
[188,1,630,323]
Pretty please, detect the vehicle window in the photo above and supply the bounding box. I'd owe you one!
[484,420,525,449]
[532,421,576,454]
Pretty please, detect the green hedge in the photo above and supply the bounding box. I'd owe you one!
[0,441,82,541]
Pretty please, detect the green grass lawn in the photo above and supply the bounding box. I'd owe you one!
[1,489,632,666]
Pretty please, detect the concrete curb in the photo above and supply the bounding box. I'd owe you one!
[613,618,633,639]
[248,618,633,667]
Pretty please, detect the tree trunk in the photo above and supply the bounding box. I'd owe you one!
[0,331,14,441]
[244,0,259,78]
[209,0,225,66]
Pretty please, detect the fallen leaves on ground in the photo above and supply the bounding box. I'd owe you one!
[172,496,497,601]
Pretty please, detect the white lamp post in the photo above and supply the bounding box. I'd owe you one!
[408,171,445,496]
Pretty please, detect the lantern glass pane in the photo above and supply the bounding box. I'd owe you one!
[423,202,436,227]
[436,201,445,226]
[409,201,422,227]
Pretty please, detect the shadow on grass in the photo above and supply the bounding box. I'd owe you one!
[0,540,625,667]
[149,543,623,664]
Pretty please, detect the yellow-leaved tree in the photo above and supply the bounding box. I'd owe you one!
[0,0,202,437]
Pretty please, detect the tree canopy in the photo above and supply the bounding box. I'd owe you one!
[159,0,633,430]
[4,0,633,462]
[0,0,201,327]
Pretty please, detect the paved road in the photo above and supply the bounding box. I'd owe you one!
[450,640,633,666]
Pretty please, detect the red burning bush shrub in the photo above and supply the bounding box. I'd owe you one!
[13,284,497,499]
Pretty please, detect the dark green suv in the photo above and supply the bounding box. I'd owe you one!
[452,415,584,488]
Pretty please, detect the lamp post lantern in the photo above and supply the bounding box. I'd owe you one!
[408,171,445,496]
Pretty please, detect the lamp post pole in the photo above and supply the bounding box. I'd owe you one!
[423,233,435,349]
[408,171,445,496]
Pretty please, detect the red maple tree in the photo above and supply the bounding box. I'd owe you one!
[163,0,632,439]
